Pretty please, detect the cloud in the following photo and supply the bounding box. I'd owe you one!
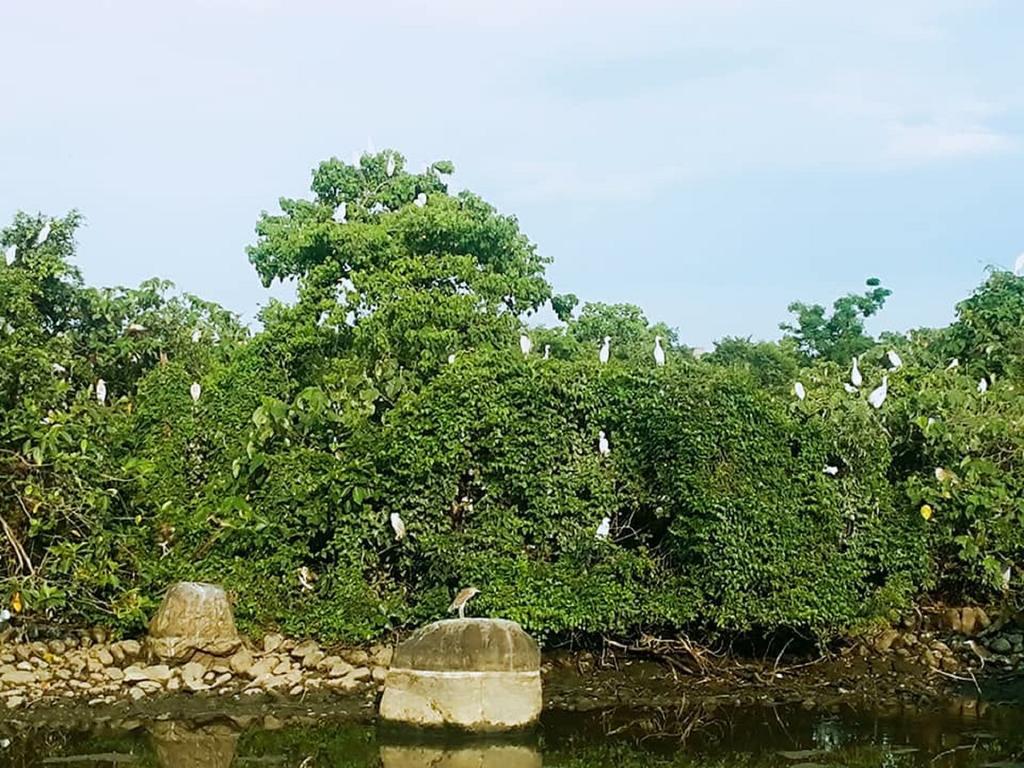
[887,123,1017,161]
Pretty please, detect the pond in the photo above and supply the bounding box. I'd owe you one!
[1,699,1022,768]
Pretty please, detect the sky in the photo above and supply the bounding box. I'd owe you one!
[1,0,1022,348]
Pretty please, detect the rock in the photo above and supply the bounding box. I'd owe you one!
[213,672,232,687]
[123,665,148,682]
[48,640,67,655]
[372,666,388,683]
[229,648,253,676]
[873,629,900,653]
[290,640,319,659]
[1,670,36,685]
[941,656,960,672]
[300,650,324,670]
[380,618,542,731]
[326,661,354,678]
[150,722,239,768]
[6,695,24,709]
[148,582,241,663]
[181,661,206,683]
[944,608,962,633]
[15,661,32,671]
[262,634,284,654]
[96,648,114,666]
[106,667,125,681]
[109,644,126,665]
[272,659,292,675]
[379,744,541,768]
[342,649,370,666]
[989,637,1013,654]
[288,684,304,696]
[92,627,109,644]
[129,686,146,701]
[14,646,32,662]
[371,645,394,667]
[120,639,142,659]
[245,658,276,681]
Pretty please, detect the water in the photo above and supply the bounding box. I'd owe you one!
[1,701,1023,768]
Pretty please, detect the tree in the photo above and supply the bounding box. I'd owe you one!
[780,278,891,363]
[566,302,679,361]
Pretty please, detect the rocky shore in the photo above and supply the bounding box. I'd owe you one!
[0,630,391,712]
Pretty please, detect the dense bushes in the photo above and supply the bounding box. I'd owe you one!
[1,150,1022,645]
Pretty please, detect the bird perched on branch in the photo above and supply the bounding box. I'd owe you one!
[390,512,406,541]
[448,587,479,619]
[599,336,611,365]
[653,336,665,367]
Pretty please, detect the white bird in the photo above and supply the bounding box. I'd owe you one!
[794,381,806,401]
[599,336,611,365]
[946,358,959,370]
[519,333,532,356]
[447,353,456,364]
[191,328,202,343]
[190,382,202,402]
[823,465,839,476]
[887,350,903,370]
[595,516,611,541]
[51,363,66,374]
[543,344,551,360]
[297,566,316,592]
[34,220,51,246]
[598,430,610,457]
[3,244,15,266]
[843,383,858,394]
[653,336,666,366]
[867,376,888,409]
[1002,565,1012,592]
[0,608,10,623]
[126,322,146,335]
[1015,252,1024,277]
[334,202,347,224]
[414,193,427,208]
[95,379,107,405]
[850,357,862,388]
[386,154,396,177]
[390,512,406,541]
[978,377,989,393]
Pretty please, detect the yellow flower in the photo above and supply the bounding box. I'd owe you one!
[920,504,933,521]
[11,592,22,613]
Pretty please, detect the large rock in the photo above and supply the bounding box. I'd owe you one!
[379,744,540,768]
[149,721,239,768]
[380,618,542,731]
[148,582,241,662]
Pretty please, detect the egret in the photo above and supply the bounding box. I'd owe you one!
[850,357,862,388]
[96,379,107,405]
[598,430,610,457]
[519,333,532,356]
[946,358,959,370]
[823,466,839,476]
[191,328,202,343]
[1002,565,1012,592]
[867,376,888,409]
[843,383,858,394]
[935,467,953,483]
[653,336,665,366]
[297,566,317,592]
[887,350,903,370]
[794,381,806,401]
[34,220,51,246]
[599,336,611,365]
[51,363,66,374]
[334,202,347,224]
[978,377,988,393]
[3,244,15,266]
[1015,253,1024,277]
[386,154,396,177]
[448,586,480,619]
[390,512,406,541]
[542,344,550,360]
[126,323,146,335]
[190,382,202,402]
[595,516,611,540]
[447,353,456,364]
[414,193,427,207]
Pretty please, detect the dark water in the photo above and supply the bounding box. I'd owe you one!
[1,700,1023,768]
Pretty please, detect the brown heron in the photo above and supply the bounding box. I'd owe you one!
[448,587,479,619]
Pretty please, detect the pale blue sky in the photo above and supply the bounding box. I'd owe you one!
[2,0,1022,346]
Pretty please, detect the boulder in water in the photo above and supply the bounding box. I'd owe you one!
[147,582,241,662]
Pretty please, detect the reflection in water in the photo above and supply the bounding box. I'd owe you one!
[1,698,1024,768]
[149,721,240,768]
[379,743,541,768]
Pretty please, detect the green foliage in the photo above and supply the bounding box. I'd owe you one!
[781,278,891,363]
[2,152,1022,646]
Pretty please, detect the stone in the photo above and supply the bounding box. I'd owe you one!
[15,661,32,671]
[106,667,125,681]
[272,659,292,675]
[873,629,900,653]
[989,637,1013,654]
[14,646,32,662]
[129,686,146,701]
[342,649,370,666]
[941,656,960,672]
[246,658,276,680]
[48,640,67,655]
[150,722,239,768]
[5,695,24,709]
[290,640,319,659]
[351,666,371,682]
[147,582,241,662]
[288,684,304,696]
[229,648,254,676]
[120,639,142,658]
[213,672,232,687]
[1,670,35,685]
[181,661,206,683]
[371,645,393,667]
[300,650,324,670]
[327,661,354,678]
[96,648,114,666]
[262,634,284,654]
[109,644,126,664]
[943,608,962,634]
[380,618,542,731]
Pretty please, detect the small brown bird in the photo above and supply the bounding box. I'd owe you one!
[448,587,480,619]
